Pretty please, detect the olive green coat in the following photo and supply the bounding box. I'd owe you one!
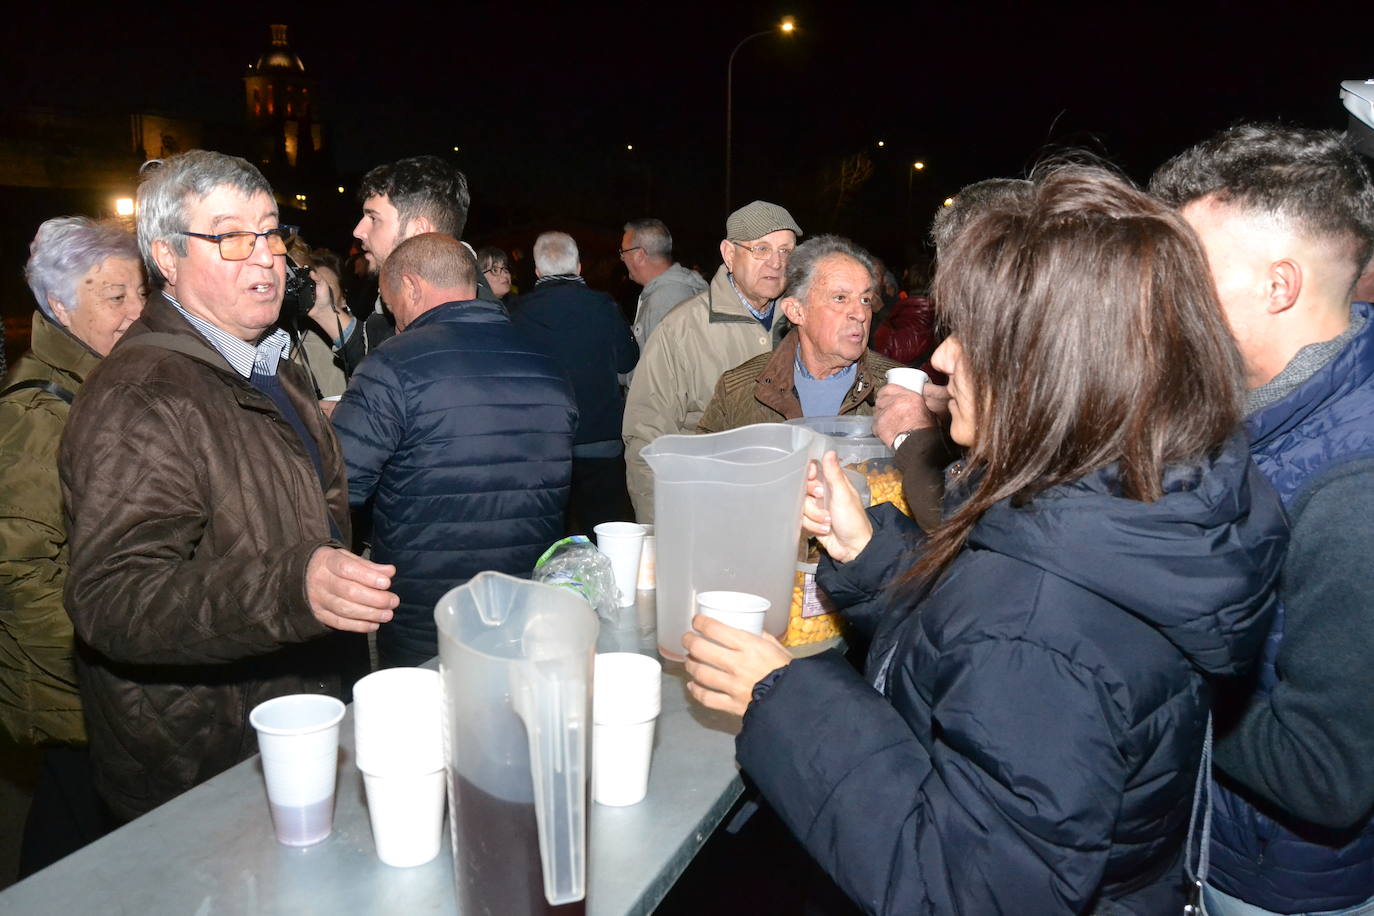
[0,312,100,746]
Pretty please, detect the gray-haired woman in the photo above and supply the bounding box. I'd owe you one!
[0,216,146,875]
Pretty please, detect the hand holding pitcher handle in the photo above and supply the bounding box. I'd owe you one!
[801,451,873,564]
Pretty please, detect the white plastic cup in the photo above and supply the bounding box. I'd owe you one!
[594,522,647,607]
[360,766,446,867]
[250,694,346,847]
[885,367,929,393]
[696,591,770,636]
[593,653,662,807]
[636,524,656,591]
[352,668,442,774]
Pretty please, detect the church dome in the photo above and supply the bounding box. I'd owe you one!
[251,25,305,73]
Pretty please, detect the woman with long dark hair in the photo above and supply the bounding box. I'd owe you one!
[684,166,1288,913]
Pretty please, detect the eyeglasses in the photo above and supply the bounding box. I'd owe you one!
[730,240,794,261]
[617,246,642,259]
[179,226,299,260]
[483,265,511,276]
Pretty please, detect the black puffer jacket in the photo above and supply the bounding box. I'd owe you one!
[332,299,576,665]
[60,295,365,821]
[737,435,1286,914]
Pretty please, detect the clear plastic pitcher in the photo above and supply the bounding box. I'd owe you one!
[435,572,598,915]
[642,423,820,659]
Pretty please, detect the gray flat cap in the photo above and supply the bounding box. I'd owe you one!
[725,200,802,242]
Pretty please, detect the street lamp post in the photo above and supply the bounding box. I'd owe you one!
[905,161,925,251]
[725,16,795,214]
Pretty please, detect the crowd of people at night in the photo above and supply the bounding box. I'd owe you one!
[3,119,1374,915]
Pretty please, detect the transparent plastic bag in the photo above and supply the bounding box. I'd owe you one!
[532,536,618,623]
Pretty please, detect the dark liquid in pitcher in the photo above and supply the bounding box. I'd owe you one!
[452,775,586,916]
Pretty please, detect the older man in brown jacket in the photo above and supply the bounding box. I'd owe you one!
[697,235,902,434]
[59,151,397,822]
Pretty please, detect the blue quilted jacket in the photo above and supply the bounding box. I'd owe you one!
[1209,302,1374,913]
[332,300,576,664]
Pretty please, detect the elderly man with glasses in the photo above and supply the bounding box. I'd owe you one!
[58,150,395,823]
[619,218,707,350]
[696,234,902,434]
[622,200,801,522]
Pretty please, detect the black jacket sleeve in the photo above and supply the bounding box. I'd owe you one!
[816,502,924,646]
[335,316,368,378]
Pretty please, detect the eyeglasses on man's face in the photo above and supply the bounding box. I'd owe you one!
[618,246,642,259]
[179,226,299,261]
[730,240,794,262]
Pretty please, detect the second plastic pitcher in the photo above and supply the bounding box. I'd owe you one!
[435,572,598,915]
[642,423,820,659]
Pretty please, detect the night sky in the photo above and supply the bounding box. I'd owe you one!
[5,1,1372,271]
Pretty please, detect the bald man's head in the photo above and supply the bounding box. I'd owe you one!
[379,232,478,331]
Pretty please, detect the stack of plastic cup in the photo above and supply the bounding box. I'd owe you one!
[594,522,647,607]
[696,591,770,635]
[352,668,446,867]
[592,653,662,807]
[250,694,347,847]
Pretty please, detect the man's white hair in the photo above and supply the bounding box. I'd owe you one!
[534,231,579,276]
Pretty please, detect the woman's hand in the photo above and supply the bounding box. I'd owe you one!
[684,615,792,717]
[801,450,873,563]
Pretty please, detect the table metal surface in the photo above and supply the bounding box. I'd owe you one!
[0,592,745,916]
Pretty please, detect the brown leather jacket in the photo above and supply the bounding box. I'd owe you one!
[696,329,903,433]
[59,294,364,820]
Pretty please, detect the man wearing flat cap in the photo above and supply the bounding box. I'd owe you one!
[622,200,800,522]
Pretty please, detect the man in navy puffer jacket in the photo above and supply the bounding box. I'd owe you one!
[1153,124,1374,915]
[332,233,576,667]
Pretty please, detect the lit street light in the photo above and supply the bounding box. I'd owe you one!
[725,16,797,213]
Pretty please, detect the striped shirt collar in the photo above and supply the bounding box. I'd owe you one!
[164,294,292,379]
[727,272,775,323]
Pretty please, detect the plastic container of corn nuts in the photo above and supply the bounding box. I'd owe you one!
[785,416,910,518]
[783,466,872,648]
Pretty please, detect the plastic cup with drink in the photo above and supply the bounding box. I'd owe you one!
[249,693,346,847]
